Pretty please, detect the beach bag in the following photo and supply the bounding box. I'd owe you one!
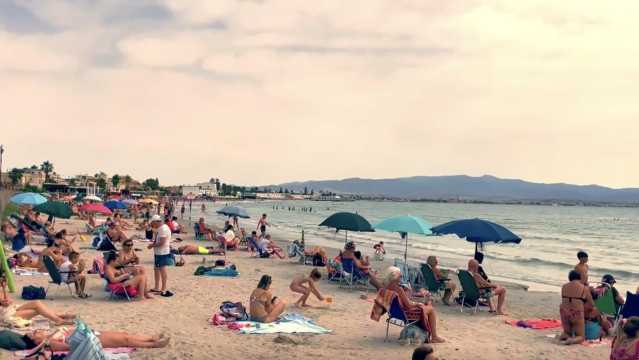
[21,286,46,300]
[219,301,248,321]
[312,253,326,267]
[585,320,601,340]
[66,319,106,360]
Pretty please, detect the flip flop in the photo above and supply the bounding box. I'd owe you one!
[161,290,174,297]
[149,289,162,294]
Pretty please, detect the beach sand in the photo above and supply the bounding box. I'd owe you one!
[1,217,609,360]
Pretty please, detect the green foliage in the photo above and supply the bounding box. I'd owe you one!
[22,185,42,193]
[96,178,107,191]
[1,203,18,221]
[8,168,23,186]
[111,174,120,188]
[143,178,160,190]
[40,161,53,181]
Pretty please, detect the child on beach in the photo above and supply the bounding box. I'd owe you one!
[290,269,329,307]
[412,345,436,360]
[60,251,89,298]
[575,251,589,286]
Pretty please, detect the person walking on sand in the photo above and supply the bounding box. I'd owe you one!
[290,269,328,307]
[148,215,174,297]
[180,204,185,219]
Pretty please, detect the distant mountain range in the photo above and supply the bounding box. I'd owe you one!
[274,175,639,203]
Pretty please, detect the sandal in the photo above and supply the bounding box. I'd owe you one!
[161,290,174,297]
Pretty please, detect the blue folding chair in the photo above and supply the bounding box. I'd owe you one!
[385,294,419,341]
[622,292,639,319]
[339,257,369,291]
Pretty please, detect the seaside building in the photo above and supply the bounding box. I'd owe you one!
[256,192,286,200]
[182,182,219,197]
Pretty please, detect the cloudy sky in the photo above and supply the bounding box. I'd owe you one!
[1,1,638,187]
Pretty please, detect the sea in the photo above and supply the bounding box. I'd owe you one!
[195,200,639,294]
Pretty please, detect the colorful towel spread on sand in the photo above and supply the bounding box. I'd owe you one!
[235,313,331,334]
[13,348,134,359]
[506,319,562,330]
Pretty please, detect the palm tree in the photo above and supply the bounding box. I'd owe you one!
[40,161,53,181]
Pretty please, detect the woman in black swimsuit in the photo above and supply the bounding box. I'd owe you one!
[559,270,592,345]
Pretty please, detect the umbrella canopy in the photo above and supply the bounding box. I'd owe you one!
[104,200,127,210]
[319,212,374,232]
[84,195,102,202]
[121,199,138,206]
[216,206,250,219]
[79,203,113,216]
[374,215,433,274]
[34,201,73,219]
[139,198,158,205]
[10,192,48,206]
[431,218,521,244]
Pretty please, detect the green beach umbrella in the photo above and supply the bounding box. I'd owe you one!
[374,215,433,274]
[34,201,73,219]
[319,212,374,243]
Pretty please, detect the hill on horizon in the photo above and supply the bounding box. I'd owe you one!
[270,175,639,203]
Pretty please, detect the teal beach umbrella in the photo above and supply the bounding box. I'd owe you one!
[34,201,73,219]
[10,192,47,206]
[319,212,374,243]
[374,215,433,272]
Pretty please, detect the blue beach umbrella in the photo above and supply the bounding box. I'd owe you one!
[9,192,47,206]
[216,206,250,219]
[374,215,433,272]
[104,200,127,210]
[431,218,521,254]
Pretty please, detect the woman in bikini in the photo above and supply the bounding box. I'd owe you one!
[0,277,75,326]
[104,251,153,300]
[558,270,592,345]
[117,240,145,275]
[249,275,286,323]
[611,317,639,360]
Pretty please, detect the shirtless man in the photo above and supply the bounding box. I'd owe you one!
[574,251,589,286]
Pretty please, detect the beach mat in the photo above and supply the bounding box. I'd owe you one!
[236,313,330,335]
[505,319,562,330]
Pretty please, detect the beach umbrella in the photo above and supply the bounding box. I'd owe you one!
[216,206,250,219]
[34,201,73,219]
[139,198,158,205]
[10,192,47,206]
[374,215,432,270]
[79,203,112,216]
[431,218,521,254]
[319,212,374,243]
[62,194,77,202]
[104,200,127,210]
[84,195,102,202]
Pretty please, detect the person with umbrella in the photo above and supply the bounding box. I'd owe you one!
[468,259,508,315]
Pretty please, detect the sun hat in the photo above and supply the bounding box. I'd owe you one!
[150,215,163,222]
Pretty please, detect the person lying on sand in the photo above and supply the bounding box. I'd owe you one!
[1,276,75,326]
[384,267,445,343]
[413,345,437,360]
[12,253,43,272]
[250,275,286,323]
[468,259,507,315]
[104,251,153,300]
[24,327,170,351]
[290,269,327,307]
[175,244,224,255]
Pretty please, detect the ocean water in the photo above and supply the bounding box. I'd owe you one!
[197,200,639,294]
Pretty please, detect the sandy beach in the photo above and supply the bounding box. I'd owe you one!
[1,216,610,360]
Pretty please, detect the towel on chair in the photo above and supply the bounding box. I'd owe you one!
[371,289,394,322]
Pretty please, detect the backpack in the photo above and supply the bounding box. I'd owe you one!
[219,301,248,321]
[21,286,46,300]
[312,253,326,267]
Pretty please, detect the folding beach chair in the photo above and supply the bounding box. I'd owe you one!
[193,223,207,241]
[621,292,639,319]
[97,252,135,301]
[594,286,621,321]
[43,255,75,298]
[421,263,447,300]
[457,270,492,314]
[339,257,370,291]
[385,294,420,341]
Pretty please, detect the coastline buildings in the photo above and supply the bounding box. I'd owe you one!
[181,181,219,197]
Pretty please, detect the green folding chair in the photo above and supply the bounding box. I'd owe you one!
[457,269,491,314]
[595,287,620,320]
[420,263,447,299]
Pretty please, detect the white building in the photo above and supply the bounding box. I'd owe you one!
[182,182,218,197]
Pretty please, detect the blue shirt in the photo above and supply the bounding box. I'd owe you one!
[11,229,27,251]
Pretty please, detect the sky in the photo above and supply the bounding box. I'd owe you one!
[1,1,638,188]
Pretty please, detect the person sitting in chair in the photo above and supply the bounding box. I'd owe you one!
[104,251,153,300]
[426,256,456,306]
[341,241,382,290]
[468,259,507,315]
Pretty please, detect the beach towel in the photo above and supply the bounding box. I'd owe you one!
[505,319,562,330]
[12,269,46,276]
[371,289,394,322]
[234,313,330,335]
[194,266,239,277]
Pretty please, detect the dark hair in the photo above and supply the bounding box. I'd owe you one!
[623,317,639,338]
[568,270,581,281]
[412,345,434,360]
[54,231,64,239]
[251,231,257,236]
[310,268,322,280]
[354,251,362,260]
[577,251,588,259]
[105,251,118,264]
[224,224,233,232]
[69,251,79,259]
[380,241,384,245]
[172,216,178,221]
[474,251,484,264]
[257,275,272,289]
[262,214,267,217]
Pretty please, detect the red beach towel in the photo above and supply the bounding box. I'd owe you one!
[505,318,562,330]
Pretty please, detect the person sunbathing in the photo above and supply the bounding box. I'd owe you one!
[0,277,75,326]
[341,241,383,290]
[304,246,327,265]
[24,327,170,351]
[59,251,90,298]
[197,218,214,241]
[468,259,507,315]
[611,317,639,360]
[13,253,43,272]
[558,270,594,345]
[113,213,133,230]
[384,266,445,343]
[412,345,437,360]
[104,251,153,300]
[426,256,457,306]
[290,269,327,307]
[176,244,224,255]
[41,243,66,267]
[249,275,286,323]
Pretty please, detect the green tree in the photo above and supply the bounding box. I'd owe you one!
[123,175,132,189]
[284,188,289,194]
[40,161,53,181]
[69,178,77,186]
[143,178,160,190]
[96,178,107,192]
[111,174,121,189]
[29,165,38,170]
[8,168,23,187]
[279,187,283,193]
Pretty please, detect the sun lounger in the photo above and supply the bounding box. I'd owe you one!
[457,269,492,313]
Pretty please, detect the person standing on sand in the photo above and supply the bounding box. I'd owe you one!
[180,204,185,219]
[201,203,206,213]
[148,215,174,297]
[257,213,270,236]
[574,251,589,286]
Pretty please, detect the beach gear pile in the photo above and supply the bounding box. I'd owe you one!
[210,301,250,325]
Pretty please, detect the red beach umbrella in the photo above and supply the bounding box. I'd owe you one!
[79,203,113,216]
